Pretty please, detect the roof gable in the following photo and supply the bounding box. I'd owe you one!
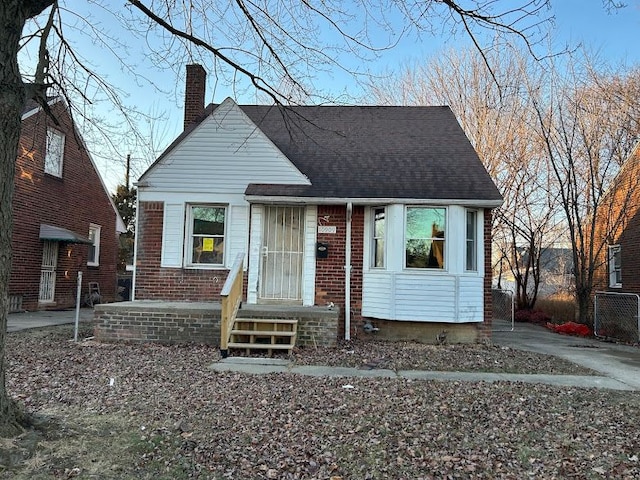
[139,98,310,189]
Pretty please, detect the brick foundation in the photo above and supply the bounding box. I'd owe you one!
[93,301,339,347]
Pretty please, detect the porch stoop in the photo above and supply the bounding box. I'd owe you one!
[228,318,298,355]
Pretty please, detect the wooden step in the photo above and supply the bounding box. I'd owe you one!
[231,330,297,336]
[228,317,298,355]
[234,318,298,325]
[227,342,294,350]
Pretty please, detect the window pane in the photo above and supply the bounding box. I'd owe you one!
[372,207,385,268]
[193,207,225,235]
[374,239,384,267]
[405,207,445,269]
[374,208,385,237]
[609,245,621,286]
[45,129,64,176]
[466,210,477,271]
[406,208,445,240]
[192,236,224,264]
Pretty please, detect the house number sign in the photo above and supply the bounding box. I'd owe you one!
[318,226,336,234]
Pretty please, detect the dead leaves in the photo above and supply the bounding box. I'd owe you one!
[3,324,640,479]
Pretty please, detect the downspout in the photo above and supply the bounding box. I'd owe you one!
[130,187,141,301]
[345,202,353,340]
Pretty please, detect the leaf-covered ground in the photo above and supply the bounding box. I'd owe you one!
[2,323,640,479]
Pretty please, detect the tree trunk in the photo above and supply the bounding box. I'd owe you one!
[0,1,30,437]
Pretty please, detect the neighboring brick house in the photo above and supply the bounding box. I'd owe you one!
[9,97,126,312]
[594,143,640,295]
[132,64,502,343]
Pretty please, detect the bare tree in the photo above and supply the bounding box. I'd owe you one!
[530,54,640,326]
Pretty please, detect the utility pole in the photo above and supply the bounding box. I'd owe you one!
[125,153,131,189]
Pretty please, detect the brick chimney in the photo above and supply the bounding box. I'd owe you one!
[184,64,206,130]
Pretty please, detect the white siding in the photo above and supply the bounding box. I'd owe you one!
[227,205,249,268]
[302,206,317,306]
[361,271,394,318]
[140,99,309,193]
[458,276,484,322]
[247,205,263,304]
[161,203,185,267]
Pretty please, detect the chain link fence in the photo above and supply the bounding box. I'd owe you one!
[492,288,514,331]
[594,291,640,343]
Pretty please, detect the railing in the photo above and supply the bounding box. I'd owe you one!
[594,291,640,343]
[220,253,245,358]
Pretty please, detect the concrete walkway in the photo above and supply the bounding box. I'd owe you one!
[7,309,640,391]
[211,321,640,391]
[210,356,634,390]
[7,308,95,333]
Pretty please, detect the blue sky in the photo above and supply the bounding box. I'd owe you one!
[29,1,640,192]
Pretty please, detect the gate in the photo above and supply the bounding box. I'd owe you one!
[594,292,640,343]
[39,240,58,303]
[491,288,514,331]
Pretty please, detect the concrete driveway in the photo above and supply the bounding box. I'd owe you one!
[492,320,640,390]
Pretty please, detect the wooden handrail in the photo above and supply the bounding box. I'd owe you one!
[220,252,245,358]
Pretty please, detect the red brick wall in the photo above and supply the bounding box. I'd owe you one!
[314,205,364,339]
[134,201,232,300]
[9,101,119,310]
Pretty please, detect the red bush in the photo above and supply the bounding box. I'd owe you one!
[546,321,592,337]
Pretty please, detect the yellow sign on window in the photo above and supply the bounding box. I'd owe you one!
[202,238,214,252]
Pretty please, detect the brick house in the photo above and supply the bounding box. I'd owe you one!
[594,143,640,295]
[9,97,126,312]
[132,64,502,343]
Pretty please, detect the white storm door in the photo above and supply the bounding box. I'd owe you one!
[260,206,304,302]
[39,240,58,302]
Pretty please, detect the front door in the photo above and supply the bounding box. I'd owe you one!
[260,206,304,302]
[39,240,58,303]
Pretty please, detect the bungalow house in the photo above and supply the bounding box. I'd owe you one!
[128,64,502,346]
[9,97,126,313]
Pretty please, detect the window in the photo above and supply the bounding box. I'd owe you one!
[44,128,64,177]
[372,207,386,268]
[405,207,446,269]
[88,224,101,266]
[188,205,226,266]
[608,245,622,288]
[466,210,477,271]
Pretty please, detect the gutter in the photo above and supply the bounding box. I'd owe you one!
[345,202,353,340]
[245,195,503,208]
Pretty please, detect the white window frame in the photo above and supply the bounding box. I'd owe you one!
[404,206,447,270]
[371,206,386,268]
[44,128,65,177]
[185,204,227,268]
[608,244,622,288]
[88,224,101,267]
[465,209,478,272]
